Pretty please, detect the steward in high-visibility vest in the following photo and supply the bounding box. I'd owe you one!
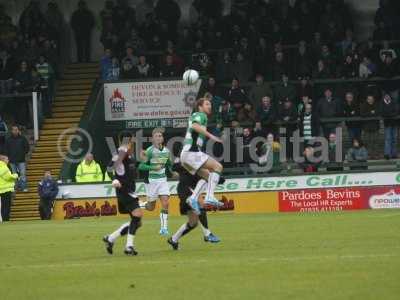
[0,155,18,222]
[0,157,17,194]
[75,153,103,183]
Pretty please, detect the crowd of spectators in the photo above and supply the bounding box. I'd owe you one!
[0,1,61,126]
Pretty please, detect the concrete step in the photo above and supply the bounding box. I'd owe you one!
[52,111,83,118]
[52,105,86,113]
[10,216,41,221]
[53,100,87,107]
[44,117,81,124]
[55,95,89,101]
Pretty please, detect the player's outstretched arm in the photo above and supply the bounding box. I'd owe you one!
[191,123,222,144]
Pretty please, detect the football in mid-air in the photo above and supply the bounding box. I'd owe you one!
[183,69,199,85]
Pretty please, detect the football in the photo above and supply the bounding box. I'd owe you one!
[182,69,199,85]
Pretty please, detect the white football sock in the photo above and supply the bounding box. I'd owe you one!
[206,172,220,200]
[126,234,134,248]
[172,223,188,243]
[108,222,129,243]
[191,179,207,201]
[160,210,168,230]
[200,223,211,237]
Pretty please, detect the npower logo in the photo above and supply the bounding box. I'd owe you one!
[369,190,400,209]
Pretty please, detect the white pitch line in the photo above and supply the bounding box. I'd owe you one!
[0,254,397,271]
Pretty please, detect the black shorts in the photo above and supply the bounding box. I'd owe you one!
[116,190,140,214]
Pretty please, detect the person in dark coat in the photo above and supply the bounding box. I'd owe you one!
[227,78,248,110]
[380,93,399,159]
[316,88,342,139]
[155,0,181,41]
[38,170,59,220]
[360,95,380,159]
[70,0,95,62]
[279,100,298,160]
[343,92,361,141]
[4,126,29,191]
[256,96,276,132]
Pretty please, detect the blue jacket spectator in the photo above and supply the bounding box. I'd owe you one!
[100,49,112,80]
[38,171,59,220]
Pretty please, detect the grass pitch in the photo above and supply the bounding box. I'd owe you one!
[0,210,399,300]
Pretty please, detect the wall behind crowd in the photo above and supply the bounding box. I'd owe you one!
[0,0,232,62]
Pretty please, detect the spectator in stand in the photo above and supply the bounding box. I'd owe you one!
[241,127,253,166]
[122,46,139,67]
[293,41,312,79]
[18,1,46,39]
[380,93,399,159]
[347,138,368,170]
[237,102,257,125]
[120,58,138,79]
[100,48,112,80]
[259,133,281,172]
[297,95,312,115]
[108,57,120,81]
[379,41,397,62]
[327,133,343,171]
[360,95,380,159]
[70,0,95,62]
[343,92,361,141]
[38,170,58,220]
[0,155,18,222]
[75,153,103,183]
[203,77,219,97]
[298,77,313,99]
[112,0,136,34]
[155,0,181,41]
[137,55,153,78]
[100,19,118,53]
[359,56,376,78]
[340,54,358,78]
[44,2,65,47]
[232,52,253,83]
[0,115,7,154]
[219,100,237,128]
[227,78,247,110]
[279,99,298,159]
[256,96,276,131]
[36,54,55,117]
[319,44,336,73]
[4,126,29,192]
[274,74,296,105]
[216,51,234,83]
[125,28,147,54]
[301,145,319,173]
[136,0,155,25]
[312,59,332,79]
[316,88,342,139]
[0,48,15,95]
[299,103,319,146]
[160,54,179,78]
[248,74,273,106]
[378,53,399,102]
[204,92,223,124]
[271,51,288,81]
[14,61,32,93]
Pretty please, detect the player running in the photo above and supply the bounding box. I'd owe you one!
[167,162,223,250]
[102,134,142,256]
[138,128,177,236]
[180,97,224,214]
